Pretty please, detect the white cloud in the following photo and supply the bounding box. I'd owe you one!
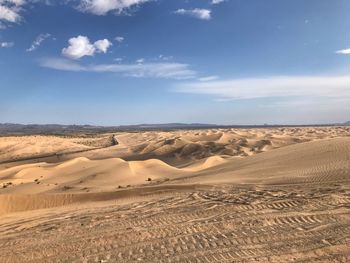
[62,35,95,59]
[40,57,196,79]
[158,54,173,61]
[0,0,23,24]
[26,33,51,52]
[175,75,350,100]
[174,8,211,20]
[78,0,151,15]
[0,1,54,27]
[5,0,25,5]
[115,36,124,43]
[0,41,14,47]
[114,57,123,62]
[136,58,144,64]
[198,75,218,81]
[336,48,350,55]
[62,35,112,59]
[211,0,224,4]
[40,57,86,71]
[94,38,112,53]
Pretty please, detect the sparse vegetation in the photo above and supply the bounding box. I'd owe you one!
[2,182,13,188]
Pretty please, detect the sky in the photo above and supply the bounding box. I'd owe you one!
[1,0,350,125]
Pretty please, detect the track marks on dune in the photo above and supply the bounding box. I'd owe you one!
[0,185,349,263]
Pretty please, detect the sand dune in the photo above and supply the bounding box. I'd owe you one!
[0,127,349,262]
[1,126,349,167]
[0,134,116,163]
[0,154,230,196]
[118,126,350,162]
[0,157,185,194]
[184,137,350,185]
[1,132,349,202]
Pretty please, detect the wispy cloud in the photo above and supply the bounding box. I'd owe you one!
[40,58,196,79]
[0,1,55,28]
[211,0,225,5]
[77,0,151,15]
[1,1,151,27]
[26,33,51,52]
[62,35,112,59]
[115,36,124,43]
[175,75,350,100]
[113,57,123,62]
[198,75,218,82]
[158,54,173,61]
[0,41,14,47]
[136,58,144,64]
[336,48,350,55]
[174,8,211,20]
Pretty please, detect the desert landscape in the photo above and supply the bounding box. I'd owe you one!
[0,126,349,262]
[2,0,350,262]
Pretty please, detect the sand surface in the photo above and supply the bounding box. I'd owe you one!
[0,127,349,262]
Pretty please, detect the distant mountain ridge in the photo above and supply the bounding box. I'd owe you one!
[0,121,349,135]
[0,123,217,135]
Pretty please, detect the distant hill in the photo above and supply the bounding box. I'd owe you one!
[118,123,217,129]
[0,123,217,135]
[0,123,115,135]
[0,122,348,135]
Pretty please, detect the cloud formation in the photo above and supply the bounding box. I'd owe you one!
[62,35,112,59]
[211,0,225,4]
[198,75,218,82]
[94,38,112,53]
[78,0,151,15]
[174,8,211,20]
[0,0,25,24]
[115,36,124,43]
[136,58,144,64]
[26,33,51,52]
[40,57,196,79]
[336,48,350,55]
[1,1,151,27]
[0,41,14,47]
[175,75,350,100]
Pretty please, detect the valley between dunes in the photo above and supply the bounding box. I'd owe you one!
[0,127,349,262]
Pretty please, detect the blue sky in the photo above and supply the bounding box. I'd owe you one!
[1,0,350,125]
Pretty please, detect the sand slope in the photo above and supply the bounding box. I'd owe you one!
[1,136,350,209]
[187,137,350,185]
[0,134,116,163]
[0,157,186,194]
[3,126,349,168]
[0,154,230,196]
[0,182,349,263]
[0,128,350,262]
